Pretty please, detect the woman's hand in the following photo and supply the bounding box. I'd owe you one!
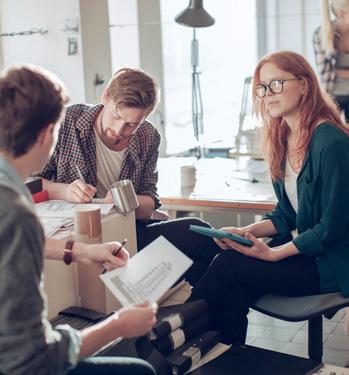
[218,232,281,262]
[213,226,248,250]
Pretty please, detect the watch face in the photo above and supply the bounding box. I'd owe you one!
[63,249,73,265]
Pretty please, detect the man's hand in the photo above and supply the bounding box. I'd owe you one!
[79,301,157,357]
[65,179,97,203]
[75,241,129,269]
[109,301,158,338]
[103,190,113,203]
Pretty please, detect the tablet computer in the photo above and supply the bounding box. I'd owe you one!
[189,225,253,247]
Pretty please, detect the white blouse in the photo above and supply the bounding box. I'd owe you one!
[284,158,299,213]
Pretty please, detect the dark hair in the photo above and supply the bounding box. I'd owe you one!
[106,68,160,113]
[0,65,69,157]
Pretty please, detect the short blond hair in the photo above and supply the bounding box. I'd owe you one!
[106,68,159,113]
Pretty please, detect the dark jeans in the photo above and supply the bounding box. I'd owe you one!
[68,356,155,375]
[335,95,349,122]
[136,217,221,286]
[189,251,320,344]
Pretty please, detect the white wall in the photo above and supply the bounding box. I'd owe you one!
[108,0,167,156]
[0,0,85,103]
[262,0,321,67]
[108,0,140,69]
[79,0,112,104]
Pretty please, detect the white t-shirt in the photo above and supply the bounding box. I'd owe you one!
[284,157,299,213]
[94,129,126,198]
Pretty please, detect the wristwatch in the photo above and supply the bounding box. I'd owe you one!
[63,240,75,265]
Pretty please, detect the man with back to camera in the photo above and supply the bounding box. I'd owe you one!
[37,67,221,286]
[0,65,157,375]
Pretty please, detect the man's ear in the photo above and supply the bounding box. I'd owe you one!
[101,89,109,105]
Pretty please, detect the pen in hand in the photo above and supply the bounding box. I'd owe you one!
[76,165,86,184]
[102,238,128,274]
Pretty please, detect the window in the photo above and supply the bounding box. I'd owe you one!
[160,0,257,155]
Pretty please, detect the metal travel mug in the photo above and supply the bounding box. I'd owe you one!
[110,180,139,214]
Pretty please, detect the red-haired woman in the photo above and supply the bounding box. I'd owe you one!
[189,50,349,344]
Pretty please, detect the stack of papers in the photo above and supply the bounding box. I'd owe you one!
[38,217,74,236]
[35,200,114,236]
[35,200,114,218]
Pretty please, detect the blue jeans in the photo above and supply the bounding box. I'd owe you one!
[68,356,156,375]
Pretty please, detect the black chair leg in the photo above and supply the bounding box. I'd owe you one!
[308,316,323,361]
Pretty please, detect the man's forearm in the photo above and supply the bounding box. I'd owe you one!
[44,236,87,263]
[135,195,155,220]
[42,178,67,200]
[79,315,122,358]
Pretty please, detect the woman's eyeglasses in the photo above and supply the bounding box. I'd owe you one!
[255,78,301,98]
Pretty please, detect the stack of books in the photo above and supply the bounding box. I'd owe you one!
[149,300,222,374]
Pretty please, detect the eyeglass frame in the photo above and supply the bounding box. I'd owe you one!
[255,78,302,98]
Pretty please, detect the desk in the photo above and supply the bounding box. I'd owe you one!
[44,210,137,319]
[157,157,276,217]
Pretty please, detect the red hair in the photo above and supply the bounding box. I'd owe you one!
[253,50,349,181]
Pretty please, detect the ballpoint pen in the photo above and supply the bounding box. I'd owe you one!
[101,238,127,274]
[75,165,86,184]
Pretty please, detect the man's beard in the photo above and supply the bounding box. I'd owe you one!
[100,120,124,147]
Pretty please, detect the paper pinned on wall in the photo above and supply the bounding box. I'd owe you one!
[100,236,193,307]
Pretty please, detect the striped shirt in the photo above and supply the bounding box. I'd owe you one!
[38,103,162,213]
[313,25,341,94]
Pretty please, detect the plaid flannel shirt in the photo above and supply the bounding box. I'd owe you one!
[313,25,340,94]
[39,103,163,212]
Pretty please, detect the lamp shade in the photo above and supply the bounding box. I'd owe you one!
[175,0,215,28]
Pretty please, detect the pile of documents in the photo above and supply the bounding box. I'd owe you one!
[35,200,114,236]
[148,300,229,374]
[149,300,210,353]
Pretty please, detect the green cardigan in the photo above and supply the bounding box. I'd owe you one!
[264,123,349,296]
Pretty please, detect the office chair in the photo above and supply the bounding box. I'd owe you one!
[252,292,349,361]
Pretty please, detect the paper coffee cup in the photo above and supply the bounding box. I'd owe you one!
[74,204,102,243]
[181,165,196,187]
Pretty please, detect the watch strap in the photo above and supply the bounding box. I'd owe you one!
[63,240,74,265]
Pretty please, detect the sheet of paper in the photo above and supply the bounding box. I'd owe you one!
[158,280,192,307]
[91,198,114,215]
[310,364,349,375]
[100,236,193,306]
[39,217,74,236]
[184,343,231,374]
[35,200,114,218]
